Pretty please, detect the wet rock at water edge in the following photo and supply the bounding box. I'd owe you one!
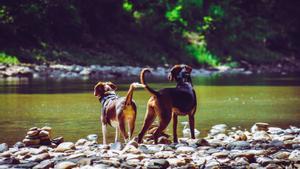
[0,144,8,153]
[110,142,123,151]
[55,142,75,152]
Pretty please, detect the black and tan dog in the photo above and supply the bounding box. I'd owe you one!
[137,64,197,143]
[94,81,144,144]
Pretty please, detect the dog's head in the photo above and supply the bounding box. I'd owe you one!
[168,64,192,82]
[94,81,117,97]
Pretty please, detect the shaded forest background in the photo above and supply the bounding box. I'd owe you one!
[0,0,299,68]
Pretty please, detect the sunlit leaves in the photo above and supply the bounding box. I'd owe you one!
[123,1,133,12]
[0,52,20,64]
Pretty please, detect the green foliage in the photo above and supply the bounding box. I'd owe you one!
[0,1,299,66]
[0,52,19,64]
[123,1,133,12]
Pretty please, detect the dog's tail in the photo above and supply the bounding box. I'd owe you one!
[125,82,145,106]
[140,68,160,97]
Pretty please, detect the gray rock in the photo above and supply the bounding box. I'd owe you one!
[257,157,273,166]
[55,142,75,152]
[33,159,54,169]
[176,146,195,154]
[226,141,250,150]
[87,134,98,141]
[110,142,123,151]
[288,150,300,162]
[13,142,25,149]
[0,143,8,153]
[145,159,170,169]
[54,161,77,169]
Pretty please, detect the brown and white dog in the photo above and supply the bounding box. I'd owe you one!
[137,64,197,143]
[94,81,144,144]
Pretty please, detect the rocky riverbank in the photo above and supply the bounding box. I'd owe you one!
[0,123,300,169]
[0,64,254,80]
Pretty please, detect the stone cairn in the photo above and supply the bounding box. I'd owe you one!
[22,126,63,147]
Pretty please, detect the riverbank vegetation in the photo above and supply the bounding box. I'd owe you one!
[0,0,299,68]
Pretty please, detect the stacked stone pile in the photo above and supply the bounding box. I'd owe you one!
[22,126,64,147]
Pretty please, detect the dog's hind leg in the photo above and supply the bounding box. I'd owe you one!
[119,118,129,143]
[128,116,136,140]
[153,112,171,144]
[137,105,156,143]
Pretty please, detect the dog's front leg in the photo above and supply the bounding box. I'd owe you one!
[172,113,178,143]
[115,127,119,143]
[189,115,195,139]
[102,123,107,144]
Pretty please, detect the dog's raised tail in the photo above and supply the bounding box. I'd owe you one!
[140,68,159,97]
[125,82,145,106]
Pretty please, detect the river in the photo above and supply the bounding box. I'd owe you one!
[0,74,300,145]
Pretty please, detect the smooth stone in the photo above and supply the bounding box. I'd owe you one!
[77,158,93,166]
[255,122,269,129]
[288,150,300,162]
[145,159,170,169]
[23,138,40,146]
[29,127,39,131]
[154,151,176,158]
[55,142,75,152]
[86,134,98,141]
[195,138,210,147]
[0,143,8,153]
[41,126,52,132]
[75,139,87,146]
[13,141,25,148]
[257,157,273,166]
[252,131,271,141]
[39,130,49,137]
[226,141,250,150]
[273,151,290,159]
[0,157,19,164]
[212,152,229,158]
[28,153,50,162]
[13,162,39,168]
[231,157,249,166]
[265,163,283,169]
[54,161,77,169]
[27,130,40,137]
[33,159,54,169]
[110,142,123,151]
[126,140,139,148]
[157,136,171,144]
[125,159,140,167]
[52,136,64,145]
[167,158,186,167]
[176,146,195,154]
[67,153,86,160]
[29,147,47,155]
[267,140,284,149]
[0,151,11,157]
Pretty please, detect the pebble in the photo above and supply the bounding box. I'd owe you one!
[55,142,75,152]
[54,161,77,169]
[0,144,8,153]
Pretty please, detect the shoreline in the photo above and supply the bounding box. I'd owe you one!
[0,123,299,168]
[0,64,253,80]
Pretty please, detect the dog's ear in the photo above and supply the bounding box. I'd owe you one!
[107,82,117,91]
[168,65,182,81]
[185,65,192,73]
[94,82,104,96]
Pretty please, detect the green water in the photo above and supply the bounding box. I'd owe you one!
[0,75,300,145]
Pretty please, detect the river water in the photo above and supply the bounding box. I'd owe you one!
[0,74,300,145]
